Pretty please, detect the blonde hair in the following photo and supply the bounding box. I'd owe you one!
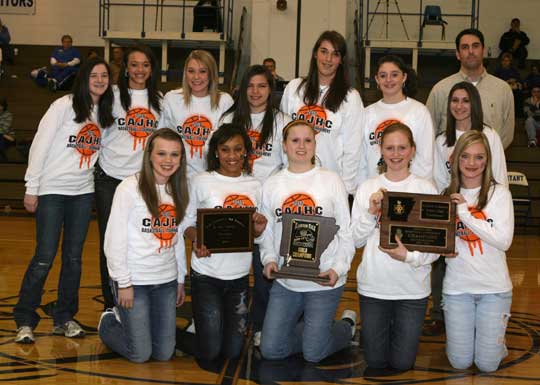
[448,130,495,209]
[378,122,416,174]
[282,120,317,165]
[181,50,221,109]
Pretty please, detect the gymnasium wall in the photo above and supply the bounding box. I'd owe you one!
[1,0,539,80]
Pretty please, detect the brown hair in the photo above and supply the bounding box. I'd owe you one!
[448,130,495,209]
[445,81,485,146]
[139,128,189,221]
[299,30,350,113]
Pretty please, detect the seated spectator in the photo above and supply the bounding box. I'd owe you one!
[499,18,529,69]
[30,34,81,92]
[0,97,14,163]
[524,86,540,147]
[0,18,13,65]
[87,49,99,60]
[495,53,523,117]
[109,46,123,85]
[263,57,285,82]
[524,64,540,93]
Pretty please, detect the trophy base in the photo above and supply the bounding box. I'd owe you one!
[272,267,329,283]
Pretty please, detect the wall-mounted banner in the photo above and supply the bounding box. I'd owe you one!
[0,0,36,15]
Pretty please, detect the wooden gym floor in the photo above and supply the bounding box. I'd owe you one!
[1,216,539,385]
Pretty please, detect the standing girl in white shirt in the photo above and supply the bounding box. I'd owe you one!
[159,50,233,178]
[96,44,162,310]
[351,122,439,376]
[221,64,290,345]
[14,57,114,344]
[280,31,364,195]
[181,123,267,361]
[359,55,434,186]
[434,81,508,192]
[443,130,513,372]
[260,120,356,363]
[98,128,189,363]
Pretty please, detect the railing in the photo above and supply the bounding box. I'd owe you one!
[98,0,234,43]
[360,0,479,44]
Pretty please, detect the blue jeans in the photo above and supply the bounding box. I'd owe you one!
[94,164,122,310]
[190,270,249,360]
[260,282,351,363]
[251,244,272,333]
[443,291,512,372]
[14,193,93,328]
[99,280,178,363]
[359,295,428,371]
[525,117,540,142]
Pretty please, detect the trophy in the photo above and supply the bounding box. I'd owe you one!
[273,213,339,283]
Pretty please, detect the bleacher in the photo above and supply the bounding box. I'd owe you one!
[0,47,539,230]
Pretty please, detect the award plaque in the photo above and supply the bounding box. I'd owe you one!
[273,214,339,283]
[380,191,456,254]
[196,208,256,253]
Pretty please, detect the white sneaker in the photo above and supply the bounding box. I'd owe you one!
[53,320,85,338]
[341,310,357,338]
[186,318,196,334]
[253,331,261,347]
[15,326,35,344]
[97,307,121,331]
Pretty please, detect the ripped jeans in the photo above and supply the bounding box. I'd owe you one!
[190,270,249,360]
[443,291,512,372]
[14,193,93,329]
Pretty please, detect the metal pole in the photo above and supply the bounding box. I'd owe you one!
[182,0,186,38]
[142,0,146,37]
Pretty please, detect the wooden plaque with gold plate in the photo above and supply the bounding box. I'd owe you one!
[380,191,456,254]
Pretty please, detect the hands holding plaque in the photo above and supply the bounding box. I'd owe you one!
[195,208,266,254]
[379,191,456,254]
[270,214,340,283]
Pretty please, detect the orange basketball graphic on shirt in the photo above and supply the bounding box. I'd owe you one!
[373,119,401,145]
[182,115,213,158]
[457,207,486,256]
[152,204,177,252]
[75,123,101,169]
[247,130,263,166]
[281,193,317,215]
[125,107,156,150]
[223,194,255,208]
[296,105,327,134]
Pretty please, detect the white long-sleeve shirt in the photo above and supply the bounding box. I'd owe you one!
[444,184,513,295]
[105,175,187,288]
[25,94,102,196]
[433,126,508,193]
[259,166,355,292]
[180,171,262,280]
[351,174,439,300]
[99,87,160,180]
[221,110,290,182]
[358,97,434,187]
[280,78,364,194]
[158,90,234,178]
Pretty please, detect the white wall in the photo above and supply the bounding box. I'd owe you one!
[1,0,102,46]
[1,0,539,65]
[249,0,347,80]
